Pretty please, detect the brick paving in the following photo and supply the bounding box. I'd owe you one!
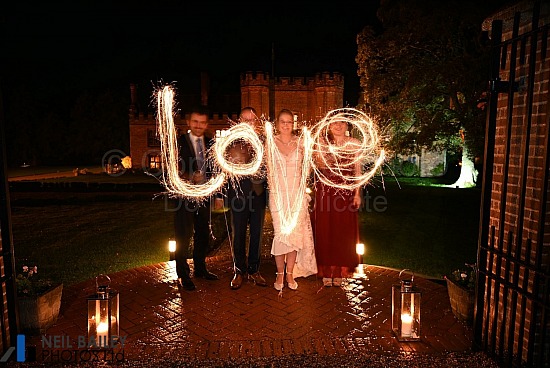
[20,211,480,366]
[24,263,475,363]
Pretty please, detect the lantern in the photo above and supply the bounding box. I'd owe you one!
[168,238,177,261]
[87,275,119,348]
[392,269,421,341]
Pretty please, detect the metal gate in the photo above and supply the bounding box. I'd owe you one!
[0,81,19,357]
[475,2,550,367]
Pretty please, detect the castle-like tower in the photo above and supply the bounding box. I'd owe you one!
[129,71,344,170]
[240,71,344,124]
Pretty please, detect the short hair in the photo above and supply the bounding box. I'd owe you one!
[240,106,257,117]
[188,105,210,117]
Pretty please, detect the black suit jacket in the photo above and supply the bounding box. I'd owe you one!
[178,133,213,180]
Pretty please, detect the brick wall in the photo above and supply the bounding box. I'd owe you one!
[480,0,550,364]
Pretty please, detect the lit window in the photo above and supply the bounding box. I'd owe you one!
[149,155,161,169]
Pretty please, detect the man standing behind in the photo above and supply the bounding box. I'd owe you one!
[227,107,268,289]
[174,105,219,291]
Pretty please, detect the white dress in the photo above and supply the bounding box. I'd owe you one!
[268,143,317,278]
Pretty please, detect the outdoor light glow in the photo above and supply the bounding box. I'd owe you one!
[356,243,365,255]
[121,156,132,169]
[168,239,176,253]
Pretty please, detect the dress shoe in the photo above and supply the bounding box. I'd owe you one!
[178,277,196,291]
[332,277,343,287]
[230,273,243,290]
[274,272,284,291]
[194,269,219,280]
[286,272,298,290]
[322,278,333,287]
[248,271,267,287]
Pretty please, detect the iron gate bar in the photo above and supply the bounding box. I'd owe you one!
[0,71,18,352]
[506,5,540,365]
[522,3,543,366]
[490,10,521,359]
[475,17,502,352]
[500,230,514,363]
[516,237,533,366]
[478,244,550,302]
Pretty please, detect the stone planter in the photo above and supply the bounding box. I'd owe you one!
[446,277,474,325]
[18,283,63,334]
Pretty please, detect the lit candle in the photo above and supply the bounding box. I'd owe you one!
[401,313,413,337]
[97,321,109,347]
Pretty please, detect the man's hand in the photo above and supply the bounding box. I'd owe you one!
[192,171,206,184]
[213,197,224,211]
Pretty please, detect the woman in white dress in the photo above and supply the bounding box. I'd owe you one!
[266,109,317,291]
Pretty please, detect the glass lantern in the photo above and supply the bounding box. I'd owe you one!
[87,275,119,348]
[168,238,177,261]
[392,270,421,341]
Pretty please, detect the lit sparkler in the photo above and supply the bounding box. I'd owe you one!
[212,122,264,177]
[156,85,385,203]
[310,108,385,191]
[264,121,313,235]
[156,85,226,199]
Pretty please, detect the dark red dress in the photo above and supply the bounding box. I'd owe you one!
[312,168,359,278]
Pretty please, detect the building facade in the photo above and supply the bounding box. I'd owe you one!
[129,71,344,170]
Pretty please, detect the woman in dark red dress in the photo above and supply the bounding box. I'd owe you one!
[312,120,362,287]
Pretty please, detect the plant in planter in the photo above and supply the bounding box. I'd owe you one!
[16,265,63,335]
[445,263,476,325]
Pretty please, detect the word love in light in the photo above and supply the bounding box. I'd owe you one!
[156,85,385,201]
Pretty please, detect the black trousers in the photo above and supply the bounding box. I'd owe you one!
[174,198,210,278]
[228,189,266,275]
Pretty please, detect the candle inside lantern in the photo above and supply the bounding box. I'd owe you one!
[401,313,413,337]
[97,321,109,347]
[293,114,298,130]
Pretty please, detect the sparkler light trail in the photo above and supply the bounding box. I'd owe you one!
[156,85,226,199]
[264,121,313,235]
[310,108,385,191]
[212,122,264,177]
[155,85,385,203]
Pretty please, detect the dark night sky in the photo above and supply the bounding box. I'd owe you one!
[2,2,380,107]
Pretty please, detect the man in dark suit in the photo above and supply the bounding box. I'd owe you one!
[174,105,219,291]
[227,107,268,289]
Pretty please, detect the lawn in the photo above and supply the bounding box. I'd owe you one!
[8,172,481,285]
[360,177,481,278]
